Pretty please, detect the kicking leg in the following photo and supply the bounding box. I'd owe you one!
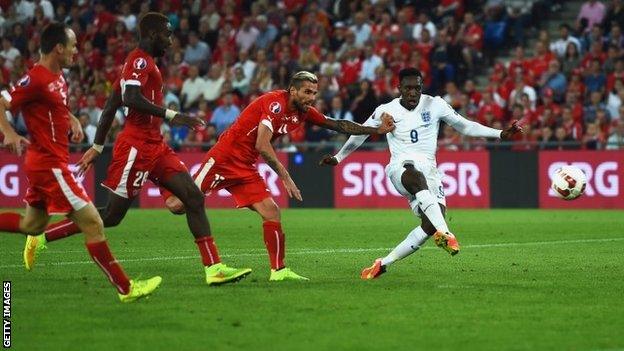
[161,172,251,285]
[401,164,450,233]
[250,198,308,281]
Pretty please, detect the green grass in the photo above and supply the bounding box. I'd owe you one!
[1,209,623,351]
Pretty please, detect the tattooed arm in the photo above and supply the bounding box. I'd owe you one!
[315,112,395,135]
[255,121,302,201]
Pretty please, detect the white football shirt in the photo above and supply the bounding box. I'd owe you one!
[335,94,502,164]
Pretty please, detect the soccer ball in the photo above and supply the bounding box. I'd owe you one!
[551,165,587,200]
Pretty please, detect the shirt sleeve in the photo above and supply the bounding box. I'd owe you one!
[258,95,276,132]
[437,97,502,139]
[121,56,152,89]
[305,107,328,125]
[6,74,40,112]
[334,108,381,163]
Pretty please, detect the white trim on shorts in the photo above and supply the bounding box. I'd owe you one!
[111,146,138,198]
[51,168,88,211]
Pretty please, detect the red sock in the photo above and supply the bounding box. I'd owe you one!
[45,219,81,242]
[86,240,131,295]
[194,236,221,266]
[0,212,22,233]
[263,221,285,270]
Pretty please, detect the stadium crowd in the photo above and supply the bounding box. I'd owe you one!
[1,0,622,151]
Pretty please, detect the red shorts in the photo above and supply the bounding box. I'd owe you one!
[102,138,187,198]
[24,166,91,215]
[160,150,270,208]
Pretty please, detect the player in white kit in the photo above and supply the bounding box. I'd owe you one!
[320,68,521,279]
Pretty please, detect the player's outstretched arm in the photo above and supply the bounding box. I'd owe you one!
[319,112,395,135]
[0,97,30,156]
[441,99,522,139]
[122,85,204,129]
[256,122,302,201]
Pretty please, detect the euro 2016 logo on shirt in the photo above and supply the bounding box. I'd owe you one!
[17,75,30,87]
[269,101,281,114]
[421,111,431,122]
[133,57,148,70]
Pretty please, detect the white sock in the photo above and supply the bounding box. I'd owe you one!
[381,226,429,266]
[415,190,449,233]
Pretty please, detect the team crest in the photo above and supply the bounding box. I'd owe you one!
[269,101,281,114]
[17,75,30,87]
[421,111,431,122]
[133,57,148,69]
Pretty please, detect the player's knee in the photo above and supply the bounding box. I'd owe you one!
[166,196,186,215]
[401,168,427,195]
[260,203,280,222]
[183,187,205,210]
[81,214,104,234]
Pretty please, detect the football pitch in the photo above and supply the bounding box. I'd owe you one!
[1,209,623,351]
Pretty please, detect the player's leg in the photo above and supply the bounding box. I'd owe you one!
[160,170,251,285]
[43,191,133,242]
[68,203,161,302]
[400,164,450,234]
[0,205,49,235]
[249,197,309,281]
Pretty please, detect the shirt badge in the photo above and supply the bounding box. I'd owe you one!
[421,111,431,122]
[269,101,281,114]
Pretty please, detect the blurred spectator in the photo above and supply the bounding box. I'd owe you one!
[211,93,240,135]
[232,66,251,96]
[78,113,96,145]
[550,24,583,58]
[181,65,206,110]
[234,50,257,81]
[560,107,584,140]
[235,17,259,52]
[606,119,624,149]
[319,51,341,78]
[606,80,624,116]
[509,75,537,109]
[254,15,278,50]
[584,59,607,94]
[578,0,607,33]
[412,12,437,42]
[538,61,567,101]
[603,0,624,33]
[561,43,582,77]
[584,91,610,123]
[117,3,137,32]
[459,12,484,76]
[553,126,579,149]
[184,31,210,69]
[80,95,103,126]
[350,80,378,123]
[359,46,383,82]
[583,121,605,148]
[327,95,354,123]
[350,12,372,47]
[202,65,225,104]
[1,37,20,70]
[538,126,556,149]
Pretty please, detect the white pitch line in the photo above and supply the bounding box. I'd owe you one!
[0,237,622,269]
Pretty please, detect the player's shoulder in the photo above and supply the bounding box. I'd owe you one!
[124,48,154,70]
[375,98,401,114]
[257,90,288,113]
[14,65,48,88]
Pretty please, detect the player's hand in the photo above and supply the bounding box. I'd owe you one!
[319,154,338,166]
[69,116,84,143]
[170,112,206,129]
[377,112,395,134]
[282,176,302,201]
[76,147,100,176]
[2,132,30,156]
[500,120,523,140]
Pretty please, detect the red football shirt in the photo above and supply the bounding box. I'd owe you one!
[7,64,70,171]
[211,90,326,166]
[119,48,164,142]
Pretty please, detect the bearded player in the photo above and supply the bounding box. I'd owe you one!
[165,71,395,281]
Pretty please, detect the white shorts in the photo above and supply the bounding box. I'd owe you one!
[385,156,446,215]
